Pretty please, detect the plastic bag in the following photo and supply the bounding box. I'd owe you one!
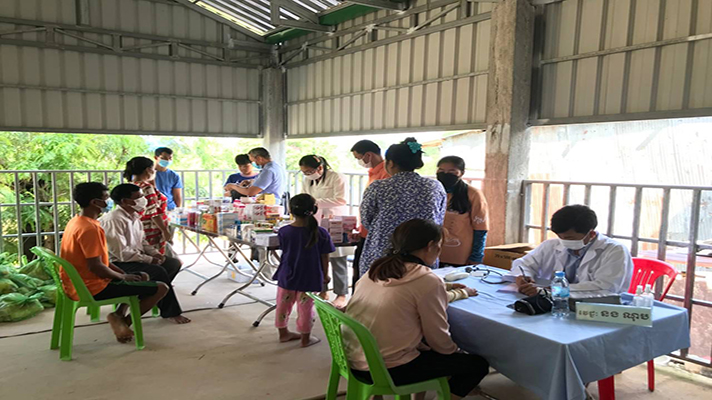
[0,278,19,294]
[8,273,45,290]
[0,264,15,278]
[35,285,57,308]
[18,259,52,281]
[0,293,44,322]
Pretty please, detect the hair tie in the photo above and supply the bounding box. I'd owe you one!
[304,211,313,216]
[407,141,422,154]
[313,155,321,164]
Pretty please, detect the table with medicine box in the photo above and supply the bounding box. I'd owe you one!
[170,198,360,327]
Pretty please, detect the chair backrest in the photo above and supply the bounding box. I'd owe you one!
[629,257,678,301]
[307,293,396,389]
[31,246,96,304]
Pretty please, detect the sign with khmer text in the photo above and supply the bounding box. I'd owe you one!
[576,303,653,327]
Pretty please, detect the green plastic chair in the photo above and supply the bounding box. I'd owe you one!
[307,293,451,400]
[31,247,146,361]
[85,301,159,322]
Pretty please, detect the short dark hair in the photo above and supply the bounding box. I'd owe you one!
[385,137,424,172]
[235,154,251,166]
[110,184,141,204]
[249,147,270,159]
[551,205,598,234]
[351,140,381,156]
[154,147,173,157]
[73,182,109,208]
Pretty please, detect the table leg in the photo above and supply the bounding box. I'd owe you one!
[190,236,233,295]
[219,255,275,308]
[253,305,277,327]
[598,376,615,400]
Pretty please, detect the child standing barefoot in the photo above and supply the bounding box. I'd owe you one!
[273,194,335,347]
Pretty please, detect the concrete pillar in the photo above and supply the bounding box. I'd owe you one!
[482,0,535,245]
[261,67,287,167]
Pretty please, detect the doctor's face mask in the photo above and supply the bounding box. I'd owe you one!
[557,230,594,250]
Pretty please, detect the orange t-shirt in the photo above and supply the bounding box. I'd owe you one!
[59,215,111,300]
[441,185,489,265]
[359,161,391,238]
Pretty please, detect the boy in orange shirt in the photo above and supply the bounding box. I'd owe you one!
[61,182,168,343]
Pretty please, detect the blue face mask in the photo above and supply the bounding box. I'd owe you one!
[100,198,114,214]
[252,162,262,170]
[158,159,172,168]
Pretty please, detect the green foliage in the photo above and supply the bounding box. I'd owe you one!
[286,139,344,171]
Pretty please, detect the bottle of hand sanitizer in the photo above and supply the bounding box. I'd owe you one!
[633,285,644,307]
[643,284,655,308]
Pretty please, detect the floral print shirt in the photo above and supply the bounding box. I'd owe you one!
[358,171,447,275]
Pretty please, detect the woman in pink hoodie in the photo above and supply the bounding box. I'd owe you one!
[345,219,489,399]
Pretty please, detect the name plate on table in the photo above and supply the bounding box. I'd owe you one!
[576,303,652,327]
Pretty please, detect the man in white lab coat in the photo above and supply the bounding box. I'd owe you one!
[512,205,633,296]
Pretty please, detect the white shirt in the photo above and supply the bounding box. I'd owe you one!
[99,207,161,264]
[509,233,633,295]
[302,170,351,257]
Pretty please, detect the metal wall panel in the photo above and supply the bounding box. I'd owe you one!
[0,44,261,136]
[535,0,712,125]
[283,0,492,137]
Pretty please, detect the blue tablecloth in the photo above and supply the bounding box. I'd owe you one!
[436,267,690,400]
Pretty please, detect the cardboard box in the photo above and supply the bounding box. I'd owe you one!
[254,233,279,247]
[482,243,534,270]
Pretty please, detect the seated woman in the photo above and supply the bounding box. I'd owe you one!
[345,219,489,400]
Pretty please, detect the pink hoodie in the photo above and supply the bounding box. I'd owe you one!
[345,263,459,371]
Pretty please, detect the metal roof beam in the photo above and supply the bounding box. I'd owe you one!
[275,0,321,23]
[338,0,406,11]
[270,1,334,32]
[200,0,275,31]
[173,0,265,41]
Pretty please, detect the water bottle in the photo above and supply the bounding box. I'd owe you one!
[633,285,644,306]
[643,284,655,308]
[551,271,570,318]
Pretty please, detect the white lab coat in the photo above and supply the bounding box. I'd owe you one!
[510,233,633,295]
[301,170,351,257]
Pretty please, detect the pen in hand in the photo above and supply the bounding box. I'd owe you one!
[519,266,533,283]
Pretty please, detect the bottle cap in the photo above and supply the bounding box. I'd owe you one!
[555,271,565,277]
[644,283,652,291]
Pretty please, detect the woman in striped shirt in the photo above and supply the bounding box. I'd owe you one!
[123,156,172,255]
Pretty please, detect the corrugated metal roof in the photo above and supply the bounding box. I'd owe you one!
[194,0,341,35]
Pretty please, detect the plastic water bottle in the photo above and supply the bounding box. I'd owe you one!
[551,271,570,318]
[633,285,644,306]
[643,284,655,308]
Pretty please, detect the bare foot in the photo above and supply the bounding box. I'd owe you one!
[167,315,192,324]
[107,312,134,343]
[319,291,329,300]
[300,334,321,348]
[332,295,348,309]
[279,328,301,343]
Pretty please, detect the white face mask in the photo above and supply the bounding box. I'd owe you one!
[131,197,148,213]
[304,170,322,181]
[559,232,592,250]
[358,156,372,169]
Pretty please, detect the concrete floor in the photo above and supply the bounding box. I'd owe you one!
[1,254,711,400]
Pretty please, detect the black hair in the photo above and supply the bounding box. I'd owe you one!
[249,147,271,159]
[123,156,154,182]
[385,137,424,172]
[551,205,598,234]
[154,147,173,157]
[351,140,381,156]
[110,183,141,204]
[235,154,251,166]
[437,156,471,214]
[299,155,331,186]
[369,219,442,281]
[73,182,109,209]
[289,194,320,249]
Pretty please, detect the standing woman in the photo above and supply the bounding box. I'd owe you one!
[358,138,447,276]
[124,156,172,255]
[436,156,489,266]
[299,155,350,307]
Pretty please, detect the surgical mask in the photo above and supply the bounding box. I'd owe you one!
[252,162,262,170]
[158,159,171,168]
[99,198,114,214]
[357,156,372,169]
[131,197,148,213]
[559,233,592,250]
[304,170,322,181]
[437,172,460,192]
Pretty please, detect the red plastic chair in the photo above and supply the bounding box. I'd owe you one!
[598,258,678,399]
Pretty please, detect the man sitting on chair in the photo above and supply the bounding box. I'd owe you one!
[100,183,191,324]
[510,204,634,297]
[61,182,168,343]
